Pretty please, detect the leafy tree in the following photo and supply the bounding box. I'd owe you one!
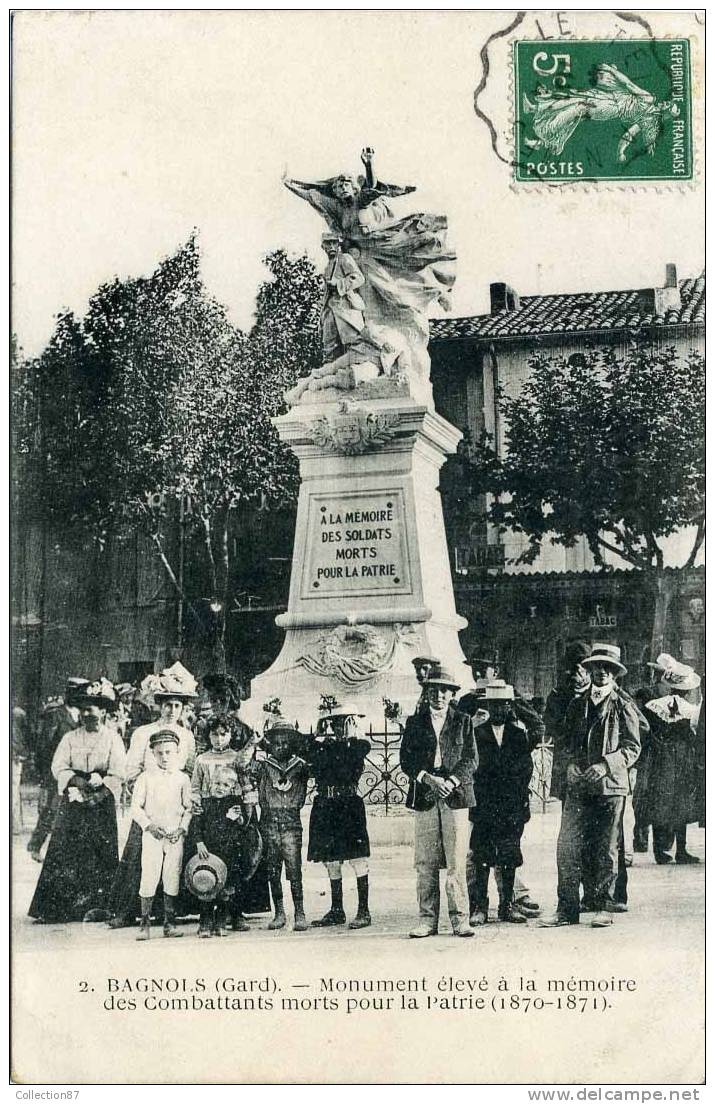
[15,237,322,668]
[470,344,705,656]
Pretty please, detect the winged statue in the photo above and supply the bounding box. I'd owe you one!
[522,63,678,163]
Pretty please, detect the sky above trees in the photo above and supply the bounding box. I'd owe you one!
[12,10,704,357]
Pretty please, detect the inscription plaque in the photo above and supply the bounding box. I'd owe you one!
[301,489,411,599]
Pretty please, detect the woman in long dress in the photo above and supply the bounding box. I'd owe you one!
[28,680,126,923]
[107,665,197,927]
[633,655,702,864]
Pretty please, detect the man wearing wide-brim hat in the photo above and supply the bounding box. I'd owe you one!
[541,643,641,929]
[458,648,544,919]
[400,662,477,938]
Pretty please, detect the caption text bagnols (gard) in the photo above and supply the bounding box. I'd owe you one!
[80,974,638,1015]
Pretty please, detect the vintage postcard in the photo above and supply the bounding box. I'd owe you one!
[10,9,705,1087]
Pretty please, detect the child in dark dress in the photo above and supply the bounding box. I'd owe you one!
[307,702,372,930]
[190,716,260,937]
[256,717,311,931]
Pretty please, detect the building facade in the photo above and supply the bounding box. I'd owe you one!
[429,266,705,695]
[13,267,704,711]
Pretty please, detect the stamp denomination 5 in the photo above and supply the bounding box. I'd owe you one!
[513,39,692,183]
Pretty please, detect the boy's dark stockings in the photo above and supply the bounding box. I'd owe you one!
[291,880,308,931]
[267,873,287,929]
[312,877,346,927]
[198,902,213,938]
[348,874,371,929]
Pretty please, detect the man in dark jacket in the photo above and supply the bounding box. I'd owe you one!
[459,649,542,918]
[544,641,592,761]
[541,644,641,928]
[400,663,477,938]
[468,682,533,924]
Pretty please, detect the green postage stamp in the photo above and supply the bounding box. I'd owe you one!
[514,39,692,183]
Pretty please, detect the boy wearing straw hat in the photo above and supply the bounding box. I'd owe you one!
[541,643,641,929]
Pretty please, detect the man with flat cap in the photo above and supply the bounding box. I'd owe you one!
[410,654,440,715]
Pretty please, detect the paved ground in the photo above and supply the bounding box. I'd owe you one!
[12,799,705,946]
[11,803,705,1084]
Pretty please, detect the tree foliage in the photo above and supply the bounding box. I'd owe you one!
[465,343,705,655]
[473,344,705,573]
[14,236,323,664]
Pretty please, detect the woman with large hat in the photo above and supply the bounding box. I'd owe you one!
[633,654,702,865]
[107,663,198,928]
[28,679,126,923]
[307,701,372,930]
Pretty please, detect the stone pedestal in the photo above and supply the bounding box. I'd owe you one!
[243,394,472,731]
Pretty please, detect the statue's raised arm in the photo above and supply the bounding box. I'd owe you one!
[283,149,456,408]
[358,146,416,206]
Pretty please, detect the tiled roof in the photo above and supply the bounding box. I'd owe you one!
[430,274,704,342]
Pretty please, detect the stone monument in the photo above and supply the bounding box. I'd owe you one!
[243,149,472,730]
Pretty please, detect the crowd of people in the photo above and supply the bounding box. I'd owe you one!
[15,641,704,939]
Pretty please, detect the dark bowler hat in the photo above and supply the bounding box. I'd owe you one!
[411,654,440,669]
[464,648,498,669]
[560,640,592,669]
